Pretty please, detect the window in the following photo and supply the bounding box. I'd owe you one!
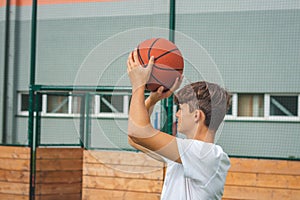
[46,94,69,114]
[270,95,298,117]
[238,94,264,117]
[225,94,237,119]
[100,94,124,113]
[18,91,131,118]
[71,96,83,114]
[94,92,130,117]
[226,103,233,115]
[19,93,42,113]
[18,91,300,121]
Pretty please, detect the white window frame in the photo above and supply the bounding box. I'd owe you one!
[17,91,131,118]
[17,92,46,116]
[43,92,71,117]
[225,93,237,120]
[94,92,130,119]
[236,93,265,120]
[265,94,300,121]
[18,91,300,122]
[225,93,300,122]
[18,92,29,116]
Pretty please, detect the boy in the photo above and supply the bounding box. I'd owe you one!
[127,49,231,199]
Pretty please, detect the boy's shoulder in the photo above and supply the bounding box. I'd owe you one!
[177,138,228,161]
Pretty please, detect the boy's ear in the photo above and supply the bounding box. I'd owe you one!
[195,110,206,123]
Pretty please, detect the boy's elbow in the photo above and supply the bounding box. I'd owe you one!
[128,120,155,138]
[128,135,136,148]
[127,128,140,146]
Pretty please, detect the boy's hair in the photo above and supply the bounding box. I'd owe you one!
[174,81,231,131]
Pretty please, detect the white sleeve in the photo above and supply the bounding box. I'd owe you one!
[176,138,226,186]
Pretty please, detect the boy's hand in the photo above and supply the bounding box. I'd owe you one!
[127,49,154,91]
[146,75,183,107]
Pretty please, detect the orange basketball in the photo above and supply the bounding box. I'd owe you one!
[136,38,184,92]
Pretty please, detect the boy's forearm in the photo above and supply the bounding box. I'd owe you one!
[129,86,151,128]
[128,86,158,143]
[145,97,156,116]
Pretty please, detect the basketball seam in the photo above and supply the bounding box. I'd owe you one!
[147,74,166,90]
[150,72,176,87]
[148,38,160,60]
[137,45,145,65]
[155,48,179,61]
[153,64,183,71]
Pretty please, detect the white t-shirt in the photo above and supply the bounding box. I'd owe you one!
[160,138,230,200]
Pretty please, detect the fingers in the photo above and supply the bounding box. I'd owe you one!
[127,49,138,72]
[128,49,146,72]
[133,48,139,65]
[127,52,134,71]
[169,75,183,92]
[146,56,154,72]
[148,56,154,67]
[157,86,164,94]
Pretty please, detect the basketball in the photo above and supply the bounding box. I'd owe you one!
[135,38,184,92]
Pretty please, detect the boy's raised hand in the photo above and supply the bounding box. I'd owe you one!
[127,49,154,91]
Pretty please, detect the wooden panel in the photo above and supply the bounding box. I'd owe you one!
[83,176,163,193]
[84,163,163,180]
[35,183,82,195]
[226,172,300,189]
[0,181,29,195]
[0,193,29,200]
[82,150,164,200]
[82,188,160,200]
[256,173,300,189]
[229,158,300,175]
[0,146,30,159]
[35,194,81,200]
[223,185,300,200]
[35,148,83,200]
[36,159,83,171]
[223,158,300,200]
[36,171,82,183]
[36,148,83,159]
[0,158,30,171]
[84,150,164,167]
[0,170,30,183]
[0,146,30,199]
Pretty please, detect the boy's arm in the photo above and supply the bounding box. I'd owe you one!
[127,50,182,163]
[128,136,165,162]
[128,86,181,163]
[128,93,164,162]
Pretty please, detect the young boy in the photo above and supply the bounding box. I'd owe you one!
[127,49,231,200]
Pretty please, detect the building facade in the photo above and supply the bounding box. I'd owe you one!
[0,0,299,159]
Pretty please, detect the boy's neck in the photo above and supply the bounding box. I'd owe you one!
[192,126,215,143]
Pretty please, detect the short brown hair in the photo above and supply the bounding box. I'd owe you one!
[174,81,231,131]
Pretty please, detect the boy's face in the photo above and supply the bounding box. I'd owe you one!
[175,103,196,135]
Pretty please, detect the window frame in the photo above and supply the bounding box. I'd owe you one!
[265,94,300,121]
[225,93,300,122]
[17,91,300,122]
[237,93,265,119]
[225,93,237,120]
[93,91,131,118]
[43,93,70,117]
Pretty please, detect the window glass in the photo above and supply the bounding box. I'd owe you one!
[270,96,298,116]
[21,93,42,112]
[72,96,82,114]
[226,94,234,115]
[100,94,124,113]
[226,104,233,115]
[238,94,264,117]
[47,95,69,113]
